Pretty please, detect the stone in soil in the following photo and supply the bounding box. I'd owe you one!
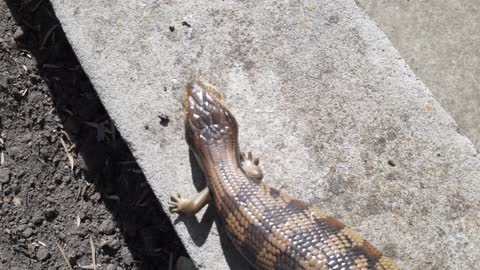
[32,213,44,226]
[22,227,34,238]
[120,247,134,266]
[12,26,24,40]
[73,226,88,238]
[89,192,101,202]
[101,236,121,251]
[99,219,115,235]
[43,208,58,221]
[0,168,10,184]
[35,247,50,261]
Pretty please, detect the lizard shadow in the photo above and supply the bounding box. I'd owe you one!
[172,151,214,246]
[173,151,254,270]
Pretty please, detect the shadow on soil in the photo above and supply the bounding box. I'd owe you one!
[4,0,188,268]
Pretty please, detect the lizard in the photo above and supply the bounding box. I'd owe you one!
[169,80,400,270]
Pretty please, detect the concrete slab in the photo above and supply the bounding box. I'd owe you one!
[356,0,480,151]
[50,0,480,269]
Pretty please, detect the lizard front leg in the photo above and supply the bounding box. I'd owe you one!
[169,187,211,215]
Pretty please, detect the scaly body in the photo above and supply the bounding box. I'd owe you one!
[170,81,399,270]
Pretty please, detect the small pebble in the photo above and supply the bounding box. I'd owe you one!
[13,26,24,40]
[99,219,115,235]
[90,192,101,202]
[16,224,27,232]
[32,214,44,226]
[12,184,21,194]
[53,173,63,184]
[22,228,33,238]
[106,264,116,270]
[43,208,59,221]
[62,176,71,184]
[101,237,121,251]
[36,247,50,261]
[74,226,88,237]
[0,76,7,89]
[120,247,133,266]
[0,169,10,184]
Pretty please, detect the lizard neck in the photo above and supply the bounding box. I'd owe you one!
[203,140,251,197]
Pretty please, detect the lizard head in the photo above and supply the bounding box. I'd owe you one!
[183,80,240,159]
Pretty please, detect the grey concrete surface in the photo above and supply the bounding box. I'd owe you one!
[50,0,480,269]
[356,0,480,151]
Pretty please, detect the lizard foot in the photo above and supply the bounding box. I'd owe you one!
[240,151,263,181]
[169,187,211,215]
[169,192,194,215]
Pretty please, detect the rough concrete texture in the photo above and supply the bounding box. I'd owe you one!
[50,0,480,269]
[356,0,480,151]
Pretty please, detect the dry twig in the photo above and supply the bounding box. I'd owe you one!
[0,138,4,165]
[89,235,96,270]
[40,23,59,49]
[56,241,74,270]
[59,137,74,172]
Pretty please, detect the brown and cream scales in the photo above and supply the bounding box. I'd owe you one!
[169,81,400,270]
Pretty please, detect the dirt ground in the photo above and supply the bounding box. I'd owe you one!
[0,0,188,269]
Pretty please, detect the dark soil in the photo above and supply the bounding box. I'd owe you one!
[0,0,188,269]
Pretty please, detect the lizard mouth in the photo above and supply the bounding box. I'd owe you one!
[183,80,224,113]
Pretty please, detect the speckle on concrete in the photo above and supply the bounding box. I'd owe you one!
[50,0,480,269]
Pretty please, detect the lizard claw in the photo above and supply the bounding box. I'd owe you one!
[240,151,263,181]
[169,192,193,214]
[169,192,183,213]
[240,151,260,165]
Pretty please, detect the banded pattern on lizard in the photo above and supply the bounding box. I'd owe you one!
[170,81,399,270]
